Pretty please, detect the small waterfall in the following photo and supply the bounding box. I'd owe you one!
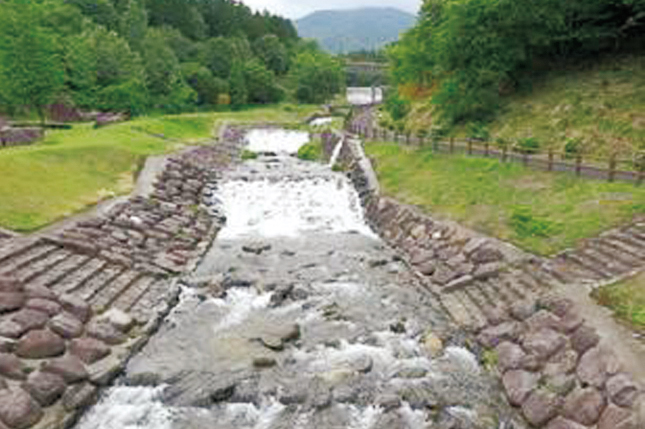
[329,137,345,168]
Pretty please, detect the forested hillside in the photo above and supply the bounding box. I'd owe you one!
[0,0,344,121]
[386,0,645,157]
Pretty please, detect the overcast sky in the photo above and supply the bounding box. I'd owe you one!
[240,0,422,20]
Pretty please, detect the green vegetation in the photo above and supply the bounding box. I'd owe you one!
[292,48,344,104]
[365,142,645,255]
[0,105,318,232]
[241,150,258,160]
[0,0,342,120]
[297,139,323,161]
[593,273,645,331]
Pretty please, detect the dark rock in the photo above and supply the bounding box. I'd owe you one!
[278,384,307,405]
[49,312,84,339]
[42,355,88,383]
[562,387,606,426]
[543,349,579,376]
[521,389,562,427]
[525,310,561,332]
[22,371,66,406]
[24,299,60,317]
[509,299,537,321]
[15,330,65,359]
[540,296,574,317]
[242,242,271,255]
[0,338,15,354]
[503,370,540,406]
[11,309,49,332]
[606,373,640,408]
[0,292,25,313]
[496,341,526,373]
[59,295,92,323]
[307,378,332,410]
[0,353,26,380]
[477,321,522,348]
[162,371,237,407]
[253,357,277,368]
[62,383,97,411]
[470,246,503,264]
[559,310,584,333]
[351,356,373,374]
[269,284,294,308]
[570,325,600,355]
[543,373,577,396]
[598,404,638,429]
[70,337,111,364]
[577,346,621,388]
[375,393,401,411]
[522,328,567,361]
[431,264,458,285]
[0,387,43,429]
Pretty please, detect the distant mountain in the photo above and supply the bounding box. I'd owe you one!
[296,8,416,54]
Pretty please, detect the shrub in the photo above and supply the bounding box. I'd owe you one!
[297,141,322,161]
[241,150,258,160]
[564,137,583,158]
[467,122,490,142]
[385,93,410,121]
[511,206,560,239]
[516,137,540,154]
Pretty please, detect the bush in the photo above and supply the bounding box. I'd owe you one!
[516,137,540,154]
[385,93,410,121]
[564,137,583,158]
[241,150,258,160]
[297,141,322,161]
[511,206,560,238]
[467,122,490,142]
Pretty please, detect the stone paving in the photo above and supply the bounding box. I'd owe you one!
[0,130,243,429]
[330,131,645,428]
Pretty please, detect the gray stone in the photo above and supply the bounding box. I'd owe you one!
[546,416,589,429]
[253,357,277,368]
[562,387,606,426]
[543,373,577,396]
[477,321,522,348]
[42,355,88,383]
[15,330,65,359]
[543,349,579,376]
[70,337,111,364]
[23,285,56,301]
[0,338,15,354]
[471,246,504,264]
[0,388,43,429]
[87,355,121,386]
[417,261,437,276]
[559,310,584,333]
[496,341,526,373]
[577,346,621,388]
[99,309,134,333]
[0,353,26,380]
[0,277,22,293]
[509,299,537,321]
[521,389,562,427]
[570,325,599,355]
[59,295,91,323]
[375,393,401,411]
[11,309,49,331]
[0,319,25,339]
[394,367,427,379]
[598,404,638,429]
[22,371,66,406]
[606,373,640,408]
[540,296,574,317]
[49,312,84,339]
[431,264,457,285]
[86,321,127,345]
[473,262,504,279]
[0,292,25,313]
[242,242,271,255]
[24,299,60,317]
[522,328,567,361]
[525,310,561,332]
[62,383,97,411]
[482,305,509,325]
[278,385,308,405]
[307,378,332,410]
[502,370,539,406]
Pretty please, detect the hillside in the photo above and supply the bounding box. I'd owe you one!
[296,8,415,54]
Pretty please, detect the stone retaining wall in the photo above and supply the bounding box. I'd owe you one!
[0,129,244,429]
[326,132,645,428]
[0,128,44,148]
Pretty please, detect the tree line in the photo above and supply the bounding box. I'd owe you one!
[0,0,344,122]
[388,0,645,125]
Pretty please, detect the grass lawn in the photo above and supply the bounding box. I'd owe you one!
[0,104,318,232]
[366,142,645,255]
[593,273,645,331]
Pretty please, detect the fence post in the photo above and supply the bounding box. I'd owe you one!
[523,152,529,167]
[502,146,508,162]
[484,142,489,157]
[406,132,411,145]
[608,154,616,182]
[450,137,455,154]
[467,139,473,155]
[576,154,582,176]
[638,170,644,186]
[548,149,554,171]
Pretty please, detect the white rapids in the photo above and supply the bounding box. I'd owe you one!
[244,128,310,154]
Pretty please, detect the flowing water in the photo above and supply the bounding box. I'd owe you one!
[347,87,383,105]
[77,129,519,429]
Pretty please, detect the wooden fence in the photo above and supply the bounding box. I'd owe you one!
[349,124,645,185]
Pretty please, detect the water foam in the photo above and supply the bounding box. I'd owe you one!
[211,288,272,332]
[245,129,310,154]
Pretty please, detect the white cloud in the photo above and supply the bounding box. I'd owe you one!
[240,0,422,19]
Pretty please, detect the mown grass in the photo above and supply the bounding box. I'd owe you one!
[365,142,645,255]
[593,273,645,331]
[0,104,318,232]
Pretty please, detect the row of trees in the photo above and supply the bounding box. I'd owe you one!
[388,0,645,124]
[0,0,344,122]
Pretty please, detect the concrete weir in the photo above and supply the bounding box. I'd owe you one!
[75,128,521,429]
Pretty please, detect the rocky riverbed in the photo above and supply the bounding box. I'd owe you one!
[75,129,522,429]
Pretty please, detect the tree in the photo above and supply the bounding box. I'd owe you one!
[119,0,148,52]
[292,49,344,104]
[0,2,64,123]
[253,34,289,75]
[200,37,232,79]
[181,62,228,105]
[243,59,284,104]
[229,61,247,109]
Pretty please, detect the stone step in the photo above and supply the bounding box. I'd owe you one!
[52,258,107,294]
[624,227,645,243]
[539,261,578,285]
[515,266,549,292]
[588,239,643,267]
[129,279,173,325]
[560,252,610,280]
[440,291,487,331]
[12,249,72,283]
[522,263,561,289]
[479,278,516,306]
[112,275,156,313]
[577,248,631,276]
[75,265,124,302]
[91,270,143,313]
[612,232,645,252]
[0,243,58,275]
[601,237,645,261]
[0,237,41,264]
[464,284,497,314]
[28,254,90,289]
[503,277,537,303]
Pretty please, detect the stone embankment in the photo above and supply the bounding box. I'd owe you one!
[0,129,243,428]
[325,132,645,428]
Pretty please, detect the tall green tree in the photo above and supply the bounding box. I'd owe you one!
[229,60,247,109]
[292,49,344,104]
[253,34,289,75]
[0,1,64,122]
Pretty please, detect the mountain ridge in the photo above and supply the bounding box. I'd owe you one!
[296,7,416,54]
